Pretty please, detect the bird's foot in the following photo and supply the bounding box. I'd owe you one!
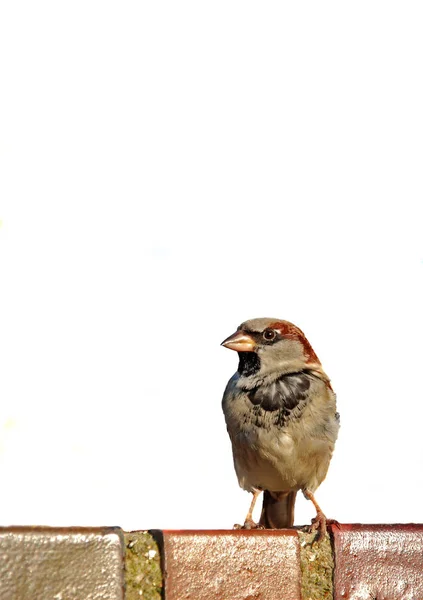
[328,518,340,526]
[303,516,340,540]
[304,510,327,540]
[325,518,340,530]
[233,489,264,530]
[233,518,264,530]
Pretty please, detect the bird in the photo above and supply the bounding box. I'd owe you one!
[221,318,339,535]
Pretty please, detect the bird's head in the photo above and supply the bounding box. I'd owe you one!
[221,318,321,381]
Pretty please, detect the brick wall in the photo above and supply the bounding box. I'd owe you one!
[1,525,422,599]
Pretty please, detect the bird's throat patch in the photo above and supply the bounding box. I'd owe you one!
[237,352,261,377]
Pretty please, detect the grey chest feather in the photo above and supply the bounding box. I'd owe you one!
[247,372,311,427]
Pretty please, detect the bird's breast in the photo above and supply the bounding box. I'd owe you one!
[222,370,339,492]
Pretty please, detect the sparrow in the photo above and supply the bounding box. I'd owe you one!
[221,318,339,535]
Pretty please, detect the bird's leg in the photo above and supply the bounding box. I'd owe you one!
[244,489,262,528]
[234,489,262,530]
[303,489,327,537]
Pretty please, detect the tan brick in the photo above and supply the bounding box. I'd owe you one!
[0,526,125,600]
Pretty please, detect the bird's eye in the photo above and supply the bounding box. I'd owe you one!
[263,329,276,341]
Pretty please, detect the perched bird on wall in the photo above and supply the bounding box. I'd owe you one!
[221,318,339,535]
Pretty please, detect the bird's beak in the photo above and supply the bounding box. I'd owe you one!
[221,331,256,352]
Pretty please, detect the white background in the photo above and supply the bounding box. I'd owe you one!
[1,2,422,531]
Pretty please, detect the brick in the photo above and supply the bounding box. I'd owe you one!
[154,529,302,600]
[0,526,125,600]
[331,523,423,600]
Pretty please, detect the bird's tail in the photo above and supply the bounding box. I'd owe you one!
[259,490,297,529]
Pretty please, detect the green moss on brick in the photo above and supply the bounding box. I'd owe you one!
[125,531,162,600]
[298,530,334,600]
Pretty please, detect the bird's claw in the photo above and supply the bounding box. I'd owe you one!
[233,518,264,530]
[305,511,327,540]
